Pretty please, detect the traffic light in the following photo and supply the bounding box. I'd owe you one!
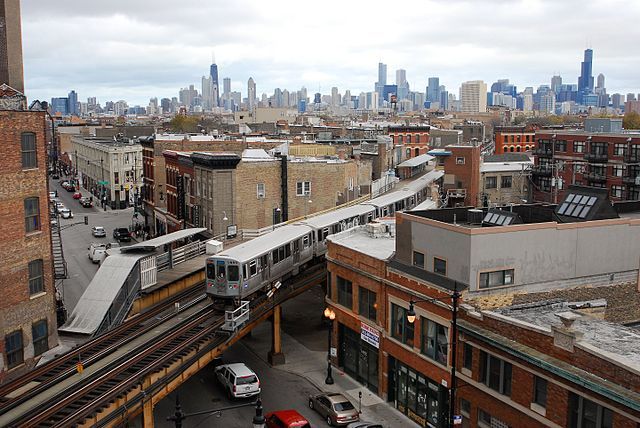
[84,215,88,225]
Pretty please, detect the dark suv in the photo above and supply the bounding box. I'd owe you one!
[113,228,131,242]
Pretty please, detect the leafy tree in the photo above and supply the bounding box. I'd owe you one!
[623,111,640,129]
[169,115,200,133]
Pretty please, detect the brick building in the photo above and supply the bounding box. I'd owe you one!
[429,144,481,207]
[453,120,485,144]
[163,151,195,232]
[494,125,536,154]
[325,195,640,427]
[0,86,58,382]
[531,130,640,203]
[387,125,431,158]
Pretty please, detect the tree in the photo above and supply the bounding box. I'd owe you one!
[169,115,199,133]
[623,111,640,130]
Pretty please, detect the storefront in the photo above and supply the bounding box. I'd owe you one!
[388,357,449,428]
[338,323,379,394]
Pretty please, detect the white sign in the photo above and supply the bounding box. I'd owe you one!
[360,323,380,349]
[330,347,337,357]
[453,415,463,425]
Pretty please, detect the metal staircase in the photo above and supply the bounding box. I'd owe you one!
[50,221,68,279]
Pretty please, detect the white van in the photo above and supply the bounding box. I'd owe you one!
[88,242,120,264]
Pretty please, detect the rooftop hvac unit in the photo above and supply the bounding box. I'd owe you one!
[468,209,484,225]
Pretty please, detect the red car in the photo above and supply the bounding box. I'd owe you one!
[265,410,311,428]
[73,192,82,199]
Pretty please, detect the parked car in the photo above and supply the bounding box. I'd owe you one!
[347,423,384,428]
[80,197,93,208]
[59,208,73,219]
[55,202,65,213]
[52,173,60,179]
[113,227,132,242]
[92,226,106,237]
[265,410,311,428]
[214,363,261,399]
[309,393,359,426]
[48,191,58,199]
[65,184,76,192]
[88,242,119,264]
[73,192,82,199]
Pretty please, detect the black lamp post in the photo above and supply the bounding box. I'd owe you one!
[252,397,266,428]
[324,307,336,385]
[406,283,461,428]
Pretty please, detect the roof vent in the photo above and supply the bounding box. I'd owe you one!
[468,209,483,225]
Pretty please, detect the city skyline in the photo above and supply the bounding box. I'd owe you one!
[21,0,640,105]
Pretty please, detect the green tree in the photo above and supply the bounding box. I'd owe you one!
[169,115,200,133]
[623,111,640,129]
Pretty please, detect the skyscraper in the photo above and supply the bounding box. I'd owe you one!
[209,61,219,108]
[426,77,440,103]
[222,77,231,109]
[396,69,409,100]
[0,0,24,93]
[578,49,594,103]
[68,90,78,116]
[460,80,487,113]
[551,75,562,94]
[247,77,256,111]
[375,62,387,107]
[201,76,213,110]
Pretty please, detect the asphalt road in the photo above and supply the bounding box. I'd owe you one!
[50,178,142,314]
[151,287,330,428]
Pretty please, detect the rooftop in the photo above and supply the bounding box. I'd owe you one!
[327,220,396,261]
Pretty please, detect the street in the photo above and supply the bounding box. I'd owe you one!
[50,178,141,313]
[151,287,331,428]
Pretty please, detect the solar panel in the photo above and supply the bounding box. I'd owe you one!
[557,193,596,219]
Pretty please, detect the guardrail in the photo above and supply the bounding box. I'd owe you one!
[157,241,207,272]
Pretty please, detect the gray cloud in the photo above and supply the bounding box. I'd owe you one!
[21,0,640,105]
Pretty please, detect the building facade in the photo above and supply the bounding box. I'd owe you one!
[460,81,488,114]
[71,136,143,209]
[480,158,532,205]
[531,130,640,203]
[494,125,536,154]
[388,125,431,158]
[0,87,58,382]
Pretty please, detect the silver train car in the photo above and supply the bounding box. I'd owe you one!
[206,172,440,301]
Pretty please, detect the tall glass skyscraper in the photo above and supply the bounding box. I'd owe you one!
[209,63,219,107]
[426,77,440,103]
[578,49,594,104]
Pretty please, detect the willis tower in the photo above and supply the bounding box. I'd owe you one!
[578,49,594,104]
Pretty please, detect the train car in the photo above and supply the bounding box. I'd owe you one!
[206,224,314,301]
[301,204,376,256]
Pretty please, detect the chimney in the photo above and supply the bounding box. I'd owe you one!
[552,311,582,352]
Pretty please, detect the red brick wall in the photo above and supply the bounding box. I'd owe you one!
[0,110,58,382]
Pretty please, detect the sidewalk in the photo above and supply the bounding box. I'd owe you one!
[242,322,417,428]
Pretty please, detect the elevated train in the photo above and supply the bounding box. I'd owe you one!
[206,171,440,303]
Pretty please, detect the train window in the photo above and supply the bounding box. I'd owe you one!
[217,263,226,278]
[260,254,268,270]
[228,265,239,281]
[322,228,330,241]
[286,244,291,258]
[243,264,248,279]
[250,260,258,277]
[279,246,286,261]
[207,263,216,279]
[303,235,310,249]
[273,249,279,264]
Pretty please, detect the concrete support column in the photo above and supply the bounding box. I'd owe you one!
[268,305,285,365]
[142,377,154,428]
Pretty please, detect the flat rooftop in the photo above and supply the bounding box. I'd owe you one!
[494,300,640,369]
[327,220,396,261]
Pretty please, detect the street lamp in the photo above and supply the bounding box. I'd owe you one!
[252,397,266,428]
[324,307,336,385]
[406,284,462,428]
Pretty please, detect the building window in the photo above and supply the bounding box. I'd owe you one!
[501,176,512,188]
[533,376,547,408]
[485,176,497,189]
[257,183,265,198]
[613,143,626,156]
[5,330,23,369]
[568,392,613,428]
[296,181,311,196]
[456,157,465,165]
[358,287,377,322]
[413,251,424,268]
[391,303,414,347]
[415,135,420,144]
[407,135,412,144]
[555,140,567,152]
[433,257,447,275]
[24,197,40,233]
[463,342,473,371]
[28,259,44,295]
[478,409,508,428]
[611,185,623,198]
[573,141,585,153]
[32,319,48,356]
[21,132,37,169]
[479,351,512,396]
[421,319,448,365]
[337,276,353,309]
[612,165,624,177]
[479,269,514,289]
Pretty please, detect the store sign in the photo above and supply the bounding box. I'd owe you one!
[360,323,380,349]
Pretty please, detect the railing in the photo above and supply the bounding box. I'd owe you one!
[371,175,400,198]
[533,147,553,156]
[584,172,607,183]
[156,241,207,272]
[623,175,640,186]
[221,301,250,332]
[584,152,608,163]
[447,189,467,198]
[531,165,553,176]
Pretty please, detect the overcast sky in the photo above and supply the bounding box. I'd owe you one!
[21,0,640,106]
